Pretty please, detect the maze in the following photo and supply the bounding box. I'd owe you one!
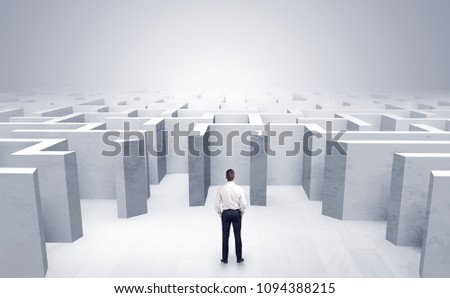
[1,88,450,277]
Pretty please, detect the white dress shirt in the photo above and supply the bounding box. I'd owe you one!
[215,181,247,216]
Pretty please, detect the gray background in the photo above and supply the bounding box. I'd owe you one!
[1,0,450,89]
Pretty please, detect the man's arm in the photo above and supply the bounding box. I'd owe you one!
[239,187,247,215]
[215,189,222,216]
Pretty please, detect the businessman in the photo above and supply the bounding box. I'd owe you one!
[215,169,247,264]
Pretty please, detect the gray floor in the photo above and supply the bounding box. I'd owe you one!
[46,174,420,277]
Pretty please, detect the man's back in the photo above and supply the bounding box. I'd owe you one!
[215,181,246,214]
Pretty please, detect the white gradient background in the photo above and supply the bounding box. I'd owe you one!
[1,0,450,89]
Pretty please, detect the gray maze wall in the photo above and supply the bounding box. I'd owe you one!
[1,89,450,277]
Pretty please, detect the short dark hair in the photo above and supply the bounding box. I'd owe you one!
[226,169,235,181]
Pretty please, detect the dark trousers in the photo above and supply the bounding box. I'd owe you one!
[221,209,242,261]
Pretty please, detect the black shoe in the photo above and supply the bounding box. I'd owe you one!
[237,258,244,263]
[221,259,228,264]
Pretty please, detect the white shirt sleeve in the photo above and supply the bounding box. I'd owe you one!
[215,188,222,216]
[239,187,247,214]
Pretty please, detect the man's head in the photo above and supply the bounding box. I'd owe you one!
[226,169,235,181]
